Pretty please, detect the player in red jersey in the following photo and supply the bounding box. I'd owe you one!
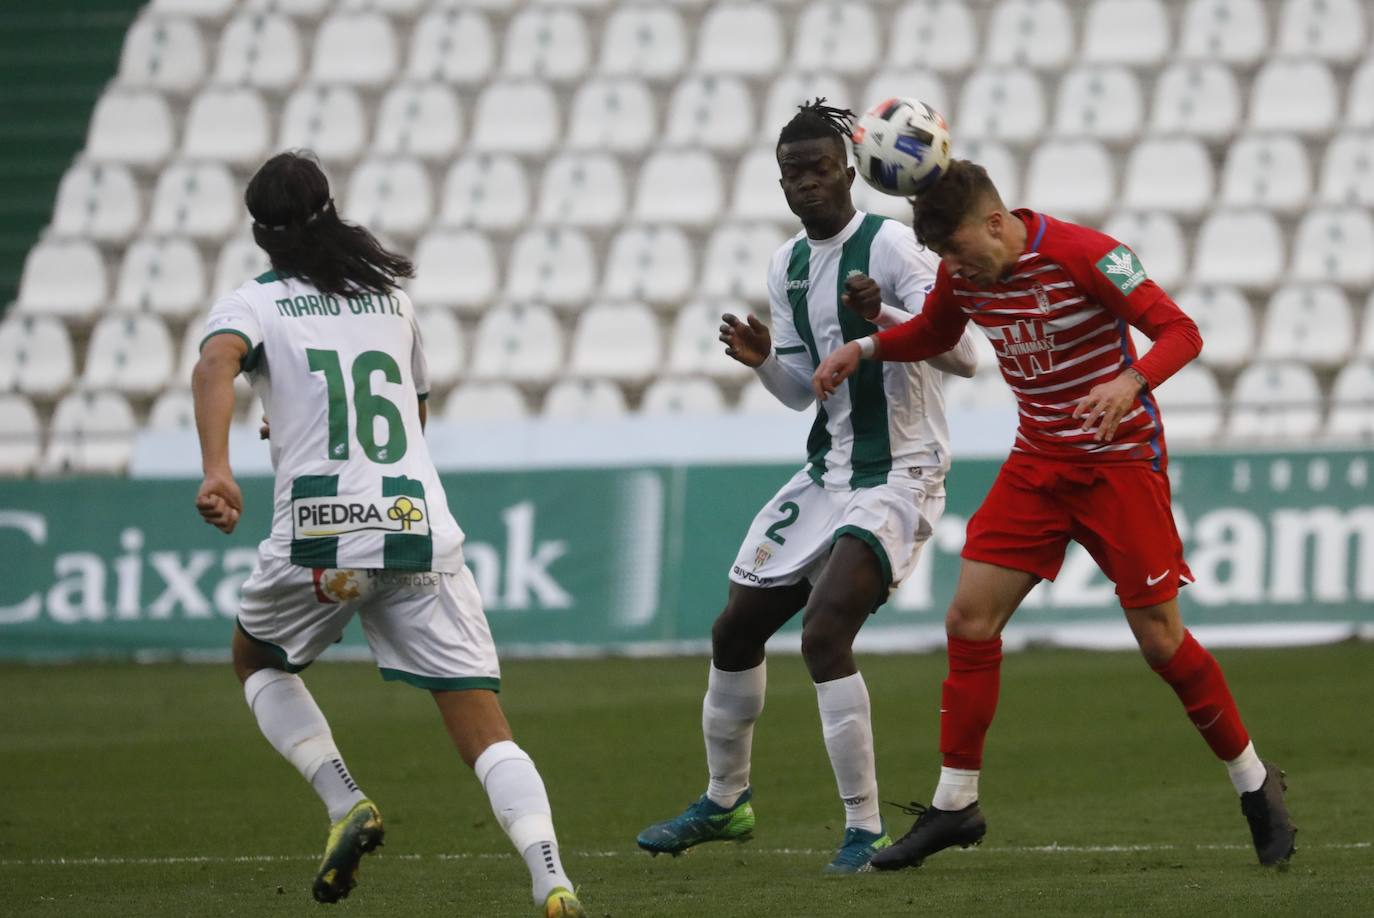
[812,160,1296,869]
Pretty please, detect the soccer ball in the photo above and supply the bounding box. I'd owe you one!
[851,98,952,197]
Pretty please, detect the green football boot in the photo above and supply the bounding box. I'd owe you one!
[543,886,587,917]
[312,799,385,903]
[636,789,756,856]
[822,824,892,874]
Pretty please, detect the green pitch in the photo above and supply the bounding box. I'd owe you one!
[3,646,1371,917]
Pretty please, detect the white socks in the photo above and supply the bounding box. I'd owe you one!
[1226,741,1268,795]
[815,672,882,833]
[931,767,980,812]
[702,662,767,808]
[243,669,365,822]
[474,740,572,905]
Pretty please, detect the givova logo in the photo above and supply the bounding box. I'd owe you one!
[293,496,429,538]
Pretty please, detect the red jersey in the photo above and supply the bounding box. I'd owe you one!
[875,210,1202,469]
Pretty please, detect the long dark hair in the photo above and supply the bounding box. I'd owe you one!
[245,151,414,297]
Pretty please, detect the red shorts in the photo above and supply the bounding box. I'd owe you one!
[962,454,1194,609]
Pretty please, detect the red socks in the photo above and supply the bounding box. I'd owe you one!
[1152,630,1250,761]
[940,636,1003,770]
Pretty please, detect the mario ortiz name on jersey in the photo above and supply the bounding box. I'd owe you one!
[274,290,405,319]
[294,495,430,538]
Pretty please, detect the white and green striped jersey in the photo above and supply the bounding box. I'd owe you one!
[202,270,464,573]
[764,210,954,491]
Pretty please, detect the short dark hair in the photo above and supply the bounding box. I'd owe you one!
[776,98,856,156]
[911,159,1005,252]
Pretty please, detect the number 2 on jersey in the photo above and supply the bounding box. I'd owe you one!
[765,501,800,545]
[306,348,408,464]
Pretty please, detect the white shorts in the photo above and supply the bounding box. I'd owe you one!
[728,468,945,600]
[237,554,501,692]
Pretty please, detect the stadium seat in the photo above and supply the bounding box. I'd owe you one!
[1219,133,1313,214]
[598,6,688,81]
[888,1,976,73]
[1258,284,1353,368]
[1292,207,1374,286]
[738,377,800,415]
[150,162,240,241]
[213,236,270,297]
[344,158,432,239]
[1053,66,1144,142]
[116,14,206,94]
[1121,138,1214,217]
[695,3,783,77]
[987,0,1075,71]
[668,300,754,381]
[731,148,794,222]
[471,81,560,155]
[311,13,397,88]
[1179,0,1269,64]
[1100,212,1186,290]
[958,68,1046,144]
[1150,63,1242,140]
[1152,364,1223,444]
[51,162,142,243]
[851,181,918,222]
[536,154,627,229]
[278,86,368,165]
[602,225,695,308]
[567,78,657,154]
[1174,285,1255,370]
[407,8,495,84]
[641,377,727,416]
[182,87,271,167]
[409,230,498,315]
[634,150,724,227]
[943,370,1017,414]
[792,2,880,75]
[1318,132,1374,206]
[470,305,563,383]
[414,307,465,388]
[503,7,590,82]
[114,236,205,318]
[439,155,531,232]
[372,84,462,161]
[340,0,426,13]
[568,302,662,381]
[242,0,329,16]
[442,382,530,421]
[543,379,629,418]
[1192,210,1285,289]
[767,75,855,135]
[1250,60,1339,136]
[214,13,302,91]
[147,389,197,431]
[665,76,757,152]
[1277,0,1367,63]
[43,391,138,475]
[1228,362,1323,440]
[0,316,75,397]
[16,239,107,320]
[86,91,175,167]
[1349,56,1374,127]
[861,71,949,123]
[952,139,1021,206]
[152,0,236,16]
[701,224,787,304]
[83,315,175,397]
[1326,361,1374,439]
[504,227,597,310]
[1359,290,1374,358]
[0,395,42,475]
[1024,140,1115,220]
[1082,0,1170,66]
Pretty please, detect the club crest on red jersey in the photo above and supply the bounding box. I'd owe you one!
[994,318,1057,379]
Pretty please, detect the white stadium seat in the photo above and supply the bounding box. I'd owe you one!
[117,15,206,94]
[344,158,433,239]
[1319,132,1374,206]
[1292,208,1374,286]
[414,308,465,388]
[504,228,597,310]
[888,1,976,73]
[701,223,787,304]
[372,84,463,162]
[443,382,530,421]
[732,148,793,223]
[861,71,949,125]
[147,390,198,431]
[1152,364,1223,444]
[214,13,302,91]
[1100,212,1186,290]
[665,76,756,152]
[410,231,498,315]
[17,239,107,320]
[537,154,628,229]
[543,379,628,419]
[634,150,724,227]
[407,9,495,85]
[1358,290,1374,358]
[213,236,270,298]
[1277,0,1367,63]
[598,6,688,82]
[668,300,754,381]
[83,315,175,397]
[471,81,560,155]
[1180,0,1269,64]
[340,0,426,13]
[1228,362,1322,440]
[958,68,1046,144]
[1219,134,1313,214]
[792,2,880,75]
[51,162,142,243]
[43,391,138,475]
[567,79,657,154]
[641,377,727,416]
[568,302,662,382]
[1121,138,1214,217]
[987,0,1075,71]
[944,369,1018,414]
[1192,210,1285,289]
[1349,56,1374,128]
[279,86,368,165]
[1174,285,1255,370]
[86,91,175,167]
[1327,362,1374,439]
[1250,60,1338,136]
[0,316,75,397]
[602,225,695,308]
[150,162,240,241]
[470,305,564,383]
[114,236,205,318]
[1258,284,1353,368]
[152,0,236,16]
[952,140,1021,207]
[851,181,918,223]
[439,155,531,232]
[242,0,329,16]
[1082,0,1170,66]
[0,395,42,475]
[311,13,397,88]
[1053,66,1144,142]
[695,3,783,77]
[1024,140,1115,220]
[1151,63,1242,141]
[737,377,799,415]
[767,75,855,135]
[503,7,590,83]
[182,87,270,167]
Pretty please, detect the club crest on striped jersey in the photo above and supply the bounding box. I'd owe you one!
[1096,245,1147,295]
[994,318,1057,379]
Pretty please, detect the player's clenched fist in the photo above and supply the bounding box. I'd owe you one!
[719,313,771,368]
[841,272,882,321]
[812,340,864,401]
[196,470,243,534]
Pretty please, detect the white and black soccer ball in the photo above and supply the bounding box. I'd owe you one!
[851,98,952,197]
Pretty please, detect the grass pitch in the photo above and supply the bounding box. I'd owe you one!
[2,645,1371,917]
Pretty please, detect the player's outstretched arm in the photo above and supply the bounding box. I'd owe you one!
[192,333,247,534]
